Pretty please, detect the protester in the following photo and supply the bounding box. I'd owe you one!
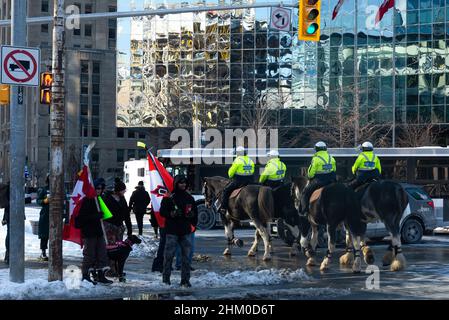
[160,175,197,287]
[149,206,159,239]
[102,178,132,276]
[151,206,166,273]
[75,178,113,285]
[37,175,50,261]
[129,181,151,236]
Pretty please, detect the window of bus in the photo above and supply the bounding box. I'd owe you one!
[381,159,407,181]
[415,159,449,181]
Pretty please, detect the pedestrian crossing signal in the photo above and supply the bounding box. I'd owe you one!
[299,0,321,42]
[40,72,53,105]
[0,85,10,105]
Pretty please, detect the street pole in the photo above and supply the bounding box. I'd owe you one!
[49,0,65,282]
[9,0,27,284]
[353,0,359,147]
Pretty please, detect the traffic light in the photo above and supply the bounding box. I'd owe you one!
[40,72,53,105]
[298,0,321,42]
[0,85,10,105]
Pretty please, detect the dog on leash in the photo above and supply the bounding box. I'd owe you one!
[106,235,142,282]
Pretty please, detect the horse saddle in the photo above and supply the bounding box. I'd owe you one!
[310,188,324,204]
[230,187,244,199]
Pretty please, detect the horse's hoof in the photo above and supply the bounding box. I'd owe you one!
[306,258,316,266]
[234,239,244,248]
[320,259,330,271]
[362,247,375,265]
[339,253,354,266]
[382,251,394,266]
[390,254,406,271]
[247,251,256,257]
[263,255,271,261]
[352,258,362,273]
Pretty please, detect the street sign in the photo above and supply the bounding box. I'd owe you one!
[270,7,292,32]
[1,45,40,87]
[17,86,23,105]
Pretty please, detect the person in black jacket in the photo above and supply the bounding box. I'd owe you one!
[129,181,151,236]
[76,178,113,285]
[102,178,132,277]
[160,175,198,287]
[103,178,132,244]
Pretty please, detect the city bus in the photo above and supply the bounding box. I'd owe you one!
[155,147,449,231]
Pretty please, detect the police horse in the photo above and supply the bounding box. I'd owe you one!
[292,177,371,273]
[202,176,275,261]
[340,180,409,272]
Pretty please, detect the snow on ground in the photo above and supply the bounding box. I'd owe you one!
[0,267,316,300]
[0,207,327,300]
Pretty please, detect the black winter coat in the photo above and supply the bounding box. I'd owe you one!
[129,186,151,215]
[160,191,198,236]
[102,191,132,235]
[76,197,104,238]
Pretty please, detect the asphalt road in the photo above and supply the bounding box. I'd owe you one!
[151,228,449,300]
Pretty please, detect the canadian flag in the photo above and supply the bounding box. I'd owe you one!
[62,165,96,247]
[376,0,395,24]
[147,152,173,229]
[332,0,346,20]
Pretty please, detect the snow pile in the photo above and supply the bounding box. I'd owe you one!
[129,235,159,258]
[191,268,311,288]
[0,268,313,300]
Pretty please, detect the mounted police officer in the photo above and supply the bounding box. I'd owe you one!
[349,141,382,190]
[219,146,255,214]
[259,150,286,189]
[299,141,337,216]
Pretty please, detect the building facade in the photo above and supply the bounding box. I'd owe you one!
[117,0,449,149]
[0,0,145,187]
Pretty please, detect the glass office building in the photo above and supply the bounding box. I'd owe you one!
[116,0,449,146]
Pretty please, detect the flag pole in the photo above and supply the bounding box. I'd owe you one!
[138,142,171,193]
[84,142,109,244]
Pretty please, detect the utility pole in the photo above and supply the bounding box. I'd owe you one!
[9,0,27,283]
[353,0,359,147]
[49,0,65,282]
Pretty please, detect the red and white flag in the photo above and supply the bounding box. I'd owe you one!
[147,151,173,228]
[332,0,346,20]
[376,0,395,24]
[62,165,96,247]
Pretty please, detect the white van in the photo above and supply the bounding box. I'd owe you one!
[123,159,219,229]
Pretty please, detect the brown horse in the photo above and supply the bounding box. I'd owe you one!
[202,176,275,261]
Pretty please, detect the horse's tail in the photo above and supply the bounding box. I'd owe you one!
[258,186,274,223]
[395,183,409,215]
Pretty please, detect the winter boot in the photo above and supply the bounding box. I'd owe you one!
[96,269,113,285]
[180,279,191,288]
[81,270,97,285]
[40,250,48,262]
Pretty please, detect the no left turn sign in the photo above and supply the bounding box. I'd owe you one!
[270,7,292,32]
[1,45,40,87]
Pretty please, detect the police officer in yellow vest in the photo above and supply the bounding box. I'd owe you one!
[299,141,337,216]
[349,141,382,190]
[259,150,286,189]
[219,146,255,214]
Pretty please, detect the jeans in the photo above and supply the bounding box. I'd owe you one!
[163,234,191,284]
[176,232,195,268]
